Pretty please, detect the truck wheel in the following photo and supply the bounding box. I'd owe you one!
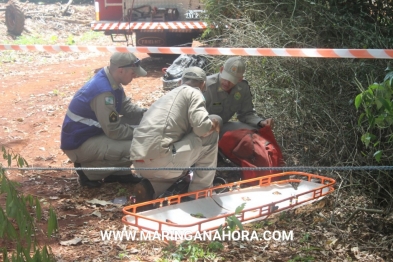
[5,4,25,35]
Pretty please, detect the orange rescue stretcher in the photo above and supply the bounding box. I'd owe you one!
[122,172,335,235]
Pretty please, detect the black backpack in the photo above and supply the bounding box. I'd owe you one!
[163,54,208,81]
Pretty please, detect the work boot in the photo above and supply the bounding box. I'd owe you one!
[104,174,142,184]
[74,163,102,188]
[132,179,155,204]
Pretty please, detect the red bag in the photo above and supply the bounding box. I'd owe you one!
[218,126,284,180]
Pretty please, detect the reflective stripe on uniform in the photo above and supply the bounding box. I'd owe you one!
[66,109,102,128]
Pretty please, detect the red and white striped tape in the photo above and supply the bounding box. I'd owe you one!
[91,21,207,31]
[1,45,392,59]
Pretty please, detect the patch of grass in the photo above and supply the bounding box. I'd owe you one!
[117,187,127,196]
[118,252,129,260]
[207,241,224,252]
[48,34,58,44]
[161,240,222,262]
[4,34,59,45]
[79,31,103,43]
[9,35,46,45]
[251,219,275,229]
[66,35,75,45]
[0,51,18,64]
[300,232,311,243]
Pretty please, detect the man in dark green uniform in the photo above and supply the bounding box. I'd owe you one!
[204,56,273,137]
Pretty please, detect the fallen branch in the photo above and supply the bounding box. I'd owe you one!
[25,11,55,16]
[341,208,384,225]
[61,0,73,16]
[57,17,91,24]
[38,16,91,25]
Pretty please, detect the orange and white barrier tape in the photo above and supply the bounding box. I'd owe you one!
[91,21,207,31]
[0,45,392,59]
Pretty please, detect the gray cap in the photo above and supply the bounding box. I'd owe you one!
[110,52,147,76]
[182,67,206,81]
[220,56,245,85]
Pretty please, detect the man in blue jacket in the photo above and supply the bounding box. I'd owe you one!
[60,52,147,188]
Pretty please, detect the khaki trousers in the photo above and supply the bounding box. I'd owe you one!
[62,117,137,180]
[134,128,219,198]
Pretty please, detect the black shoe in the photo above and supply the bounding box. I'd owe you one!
[74,163,102,188]
[131,179,155,204]
[104,174,142,184]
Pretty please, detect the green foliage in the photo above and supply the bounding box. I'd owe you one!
[287,233,317,261]
[66,35,75,45]
[79,31,102,44]
[161,240,222,262]
[10,35,46,45]
[207,240,224,252]
[201,0,392,49]
[3,34,57,45]
[158,201,236,261]
[319,0,393,27]
[18,0,93,4]
[49,35,58,44]
[2,30,103,47]
[203,0,393,30]
[299,232,311,243]
[118,252,129,260]
[117,187,127,196]
[199,0,393,211]
[0,147,57,261]
[199,0,393,171]
[218,203,246,233]
[355,67,393,162]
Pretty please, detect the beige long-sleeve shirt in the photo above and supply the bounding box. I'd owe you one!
[130,84,213,160]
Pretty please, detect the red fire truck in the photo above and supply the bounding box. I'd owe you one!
[91,0,207,47]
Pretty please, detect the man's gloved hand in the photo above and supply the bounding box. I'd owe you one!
[211,118,220,133]
[258,118,274,129]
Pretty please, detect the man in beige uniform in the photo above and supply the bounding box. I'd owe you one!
[204,56,273,137]
[130,67,222,201]
[60,52,147,188]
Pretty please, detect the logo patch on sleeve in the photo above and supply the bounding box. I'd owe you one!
[234,92,241,100]
[109,111,118,123]
[105,96,114,105]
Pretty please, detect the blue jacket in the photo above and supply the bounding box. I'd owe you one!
[60,69,123,150]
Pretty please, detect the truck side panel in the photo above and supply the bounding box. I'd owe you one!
[95,0,123,21]
[93,0,206,47]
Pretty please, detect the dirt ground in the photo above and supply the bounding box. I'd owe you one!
[0,2,173,260]
[1,2,393,262]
